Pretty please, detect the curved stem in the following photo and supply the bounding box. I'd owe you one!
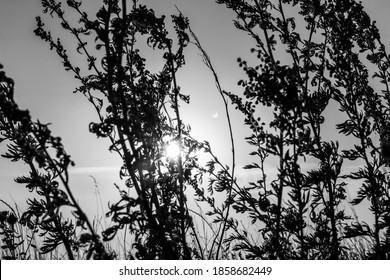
[187,25,236,259]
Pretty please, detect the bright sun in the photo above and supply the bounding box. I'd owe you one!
[165,141,181,159]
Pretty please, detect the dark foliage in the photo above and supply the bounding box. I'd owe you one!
[33,0,200,259]
[204,0,390,259]
[1,0,390,260]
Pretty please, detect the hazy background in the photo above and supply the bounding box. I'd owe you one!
[1,0,390,227]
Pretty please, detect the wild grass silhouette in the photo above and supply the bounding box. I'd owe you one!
[1,0,390,259]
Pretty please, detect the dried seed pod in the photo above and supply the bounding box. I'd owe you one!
[258,197,270,212]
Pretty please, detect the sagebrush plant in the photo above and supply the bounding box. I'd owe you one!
[32,0,204,259]
[0,62,110,259]
[1,0,390,260]
[194,0,390,259]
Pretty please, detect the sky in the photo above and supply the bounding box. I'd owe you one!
[1,0,390,231]
[0,0,257,217]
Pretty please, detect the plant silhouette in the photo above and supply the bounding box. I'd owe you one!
[1,0,390,260]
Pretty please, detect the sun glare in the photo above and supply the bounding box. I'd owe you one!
[165,141,181,159]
